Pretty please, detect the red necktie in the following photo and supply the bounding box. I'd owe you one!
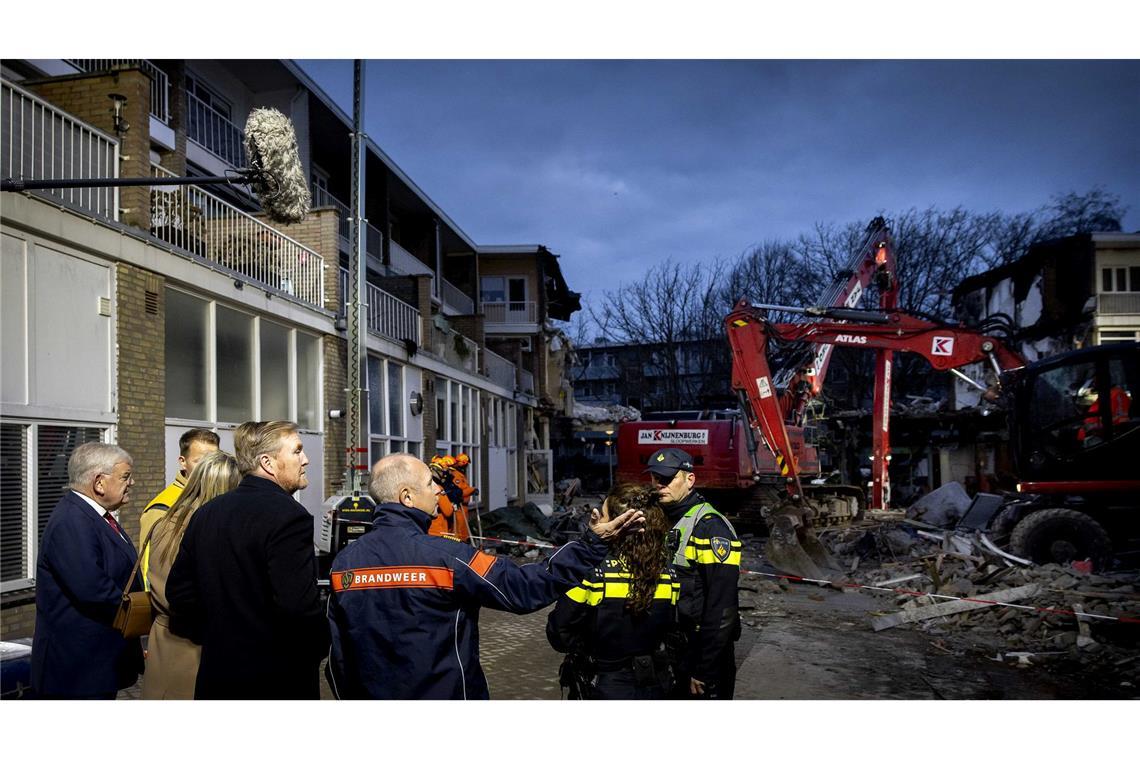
[104,512,123,536]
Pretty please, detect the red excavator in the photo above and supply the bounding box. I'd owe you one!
[725,301,1140,576]
[615,217,898,518]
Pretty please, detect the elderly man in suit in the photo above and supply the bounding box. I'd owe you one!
[167,420,328,699]
[31,442,144,699]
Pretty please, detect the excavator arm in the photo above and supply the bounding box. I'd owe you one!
[725,299,1025,578]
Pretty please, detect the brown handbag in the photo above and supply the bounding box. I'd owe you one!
[112,523,157,638]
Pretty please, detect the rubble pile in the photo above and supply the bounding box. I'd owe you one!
[820,521,1140,680]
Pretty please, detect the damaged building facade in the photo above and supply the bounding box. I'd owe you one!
[0,59,580,640]
[916,232,1140,495]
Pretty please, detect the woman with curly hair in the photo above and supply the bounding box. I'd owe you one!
[546,482,679,699]
[141,450,240,699]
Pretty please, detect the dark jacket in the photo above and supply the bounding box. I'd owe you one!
[545,555,678,663]
[664,491,742,687]
[166,475,328,699]
[31,491,144,698]
[327,501,609,699]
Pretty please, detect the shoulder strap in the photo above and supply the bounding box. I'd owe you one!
[121,521,160,598]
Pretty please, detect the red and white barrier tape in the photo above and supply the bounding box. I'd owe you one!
[740,569,1140,625]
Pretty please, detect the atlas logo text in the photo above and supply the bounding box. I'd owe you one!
[835,335,868,344]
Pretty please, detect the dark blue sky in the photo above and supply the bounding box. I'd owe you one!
[297,60,1139,303]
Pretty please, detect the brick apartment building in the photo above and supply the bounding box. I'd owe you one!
[0,59,580,639]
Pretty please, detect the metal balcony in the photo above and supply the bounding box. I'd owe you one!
[2,79,119,219]
[63,59,170,123]
[150,164,325,308]
[441,278,474,314]
[483,300,537,325]
[186,92,246,167]
[483,348,518,390]
[1098,292,1140,315]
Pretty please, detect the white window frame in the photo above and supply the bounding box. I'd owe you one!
[164,287,323,433]
[367,356,417,458]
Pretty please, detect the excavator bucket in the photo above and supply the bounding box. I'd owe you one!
[764,505,841,581]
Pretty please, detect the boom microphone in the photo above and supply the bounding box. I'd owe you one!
[243,108,311,224]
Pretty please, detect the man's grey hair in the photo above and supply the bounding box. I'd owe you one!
[68,442,132,489]
[369,454,424,504]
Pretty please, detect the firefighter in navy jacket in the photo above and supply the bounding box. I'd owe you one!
[327,453,645,699]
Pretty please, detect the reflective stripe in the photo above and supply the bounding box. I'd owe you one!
[691,548,742,566]
[564,577,677,606]
[332,565,454,592]
[468,551,497,578]
[689,536,743,548]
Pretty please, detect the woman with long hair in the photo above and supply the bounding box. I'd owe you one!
[546,482,678,699]
[141,450,240,699]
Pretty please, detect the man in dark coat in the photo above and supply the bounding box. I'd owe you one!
[167,420,327,699]
[31,442,144,699]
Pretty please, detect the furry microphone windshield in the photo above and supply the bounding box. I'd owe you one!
[243,108,311,224]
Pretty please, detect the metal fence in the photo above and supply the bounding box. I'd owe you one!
[63,59,170,123]
[150,164,324,307]
[2,79,119,219]
[367,281,421,343]
[186,92,246,167]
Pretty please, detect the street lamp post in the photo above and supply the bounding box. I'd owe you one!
[604,428,615,490]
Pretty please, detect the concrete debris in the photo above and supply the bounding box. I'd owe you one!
[872,584,1041,632]
[818,518,1140,672]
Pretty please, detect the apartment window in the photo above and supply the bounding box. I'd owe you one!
[164,288,322,431]
[216,305,254,422]
[1101,267,1140,293]
[367,356,414,457]
[166,289,209,420]
[481,276,526,305]
[1,422,105,590]
[431,379,481,496]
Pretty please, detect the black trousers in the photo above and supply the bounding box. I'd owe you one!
[672,644,736,700]
[591,668,669,700]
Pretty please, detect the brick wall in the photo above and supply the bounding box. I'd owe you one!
[323,334,348,497]
[115,264,167,543]
[257,208,340,311]
[377,275,418,308]
[1,589,37,640]
[422,372,438,454]
[26,69,152,230]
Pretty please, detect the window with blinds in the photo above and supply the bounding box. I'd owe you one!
[0,423,104,587]
[0,424,28,583]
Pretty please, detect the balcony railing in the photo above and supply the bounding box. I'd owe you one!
[63,60,170,124]
[484,300,537,324]
[2,79,119,219]
[1099,292,1140,315]
[150,164,324,308]
[186,92,245,167]
[484,348,518,389]
[367,281,420,343]
[340,268,421,344]
[519,368,535,395]
[441,278,474,314]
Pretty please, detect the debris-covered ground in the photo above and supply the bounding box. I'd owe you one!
[477,496,1139,699]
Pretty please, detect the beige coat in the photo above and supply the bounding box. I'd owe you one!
[141,518,200,699]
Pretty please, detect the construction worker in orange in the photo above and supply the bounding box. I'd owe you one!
[428,456,470,542]
[1077,378,1132,445]
[450,453,478,507]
